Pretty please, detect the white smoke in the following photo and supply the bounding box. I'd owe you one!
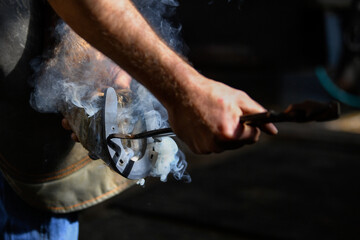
[30,0,190,183]
[30,21,113,116]
[133,0,186,53]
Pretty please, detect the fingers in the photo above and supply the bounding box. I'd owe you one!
[224,124,260,146]
[61,118,72,130]
[236,124,261,143]
[114,69,132,89]
[237,92,267,115]
[237,92,278,135]
[71,132,80,142]
[259,123,278,135]
[209,125,260,153]
[61,118,80,142]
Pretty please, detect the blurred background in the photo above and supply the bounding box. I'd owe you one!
[79,0,360,239]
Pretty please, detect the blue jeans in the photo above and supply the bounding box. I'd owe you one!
[0,173,79,240]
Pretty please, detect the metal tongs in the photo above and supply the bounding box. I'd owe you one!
[107,100,340,141]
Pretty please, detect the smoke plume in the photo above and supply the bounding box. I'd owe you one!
[30,0,190,183]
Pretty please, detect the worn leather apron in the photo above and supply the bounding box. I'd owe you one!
[0,0,133,213]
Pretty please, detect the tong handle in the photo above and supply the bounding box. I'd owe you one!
[240,111,275,125]
[107,128,174,140]
[108,101,340,140]
[240,100,340,125]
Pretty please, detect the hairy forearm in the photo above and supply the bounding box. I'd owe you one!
[48,0,278,153]
[47,0,200,109]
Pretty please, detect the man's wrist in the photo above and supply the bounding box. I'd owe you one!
[159,60,203,109]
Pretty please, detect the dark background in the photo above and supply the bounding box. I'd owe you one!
[176,0,359,109]
[178,0,326,107]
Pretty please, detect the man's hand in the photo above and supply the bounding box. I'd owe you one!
[60,66,132,142]
[167,76,277,154]
[48,0,277,154]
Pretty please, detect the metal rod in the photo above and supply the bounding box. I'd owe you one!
[107,101,340,140]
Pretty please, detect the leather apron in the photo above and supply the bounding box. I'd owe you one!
[0,0,134,213]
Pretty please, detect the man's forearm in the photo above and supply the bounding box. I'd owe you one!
[48,0,278,153]
[48,0,199,109]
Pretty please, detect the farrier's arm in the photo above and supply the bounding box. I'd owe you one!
[47,0,277,153]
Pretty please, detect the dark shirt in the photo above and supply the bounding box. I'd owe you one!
[0,0,73,180]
